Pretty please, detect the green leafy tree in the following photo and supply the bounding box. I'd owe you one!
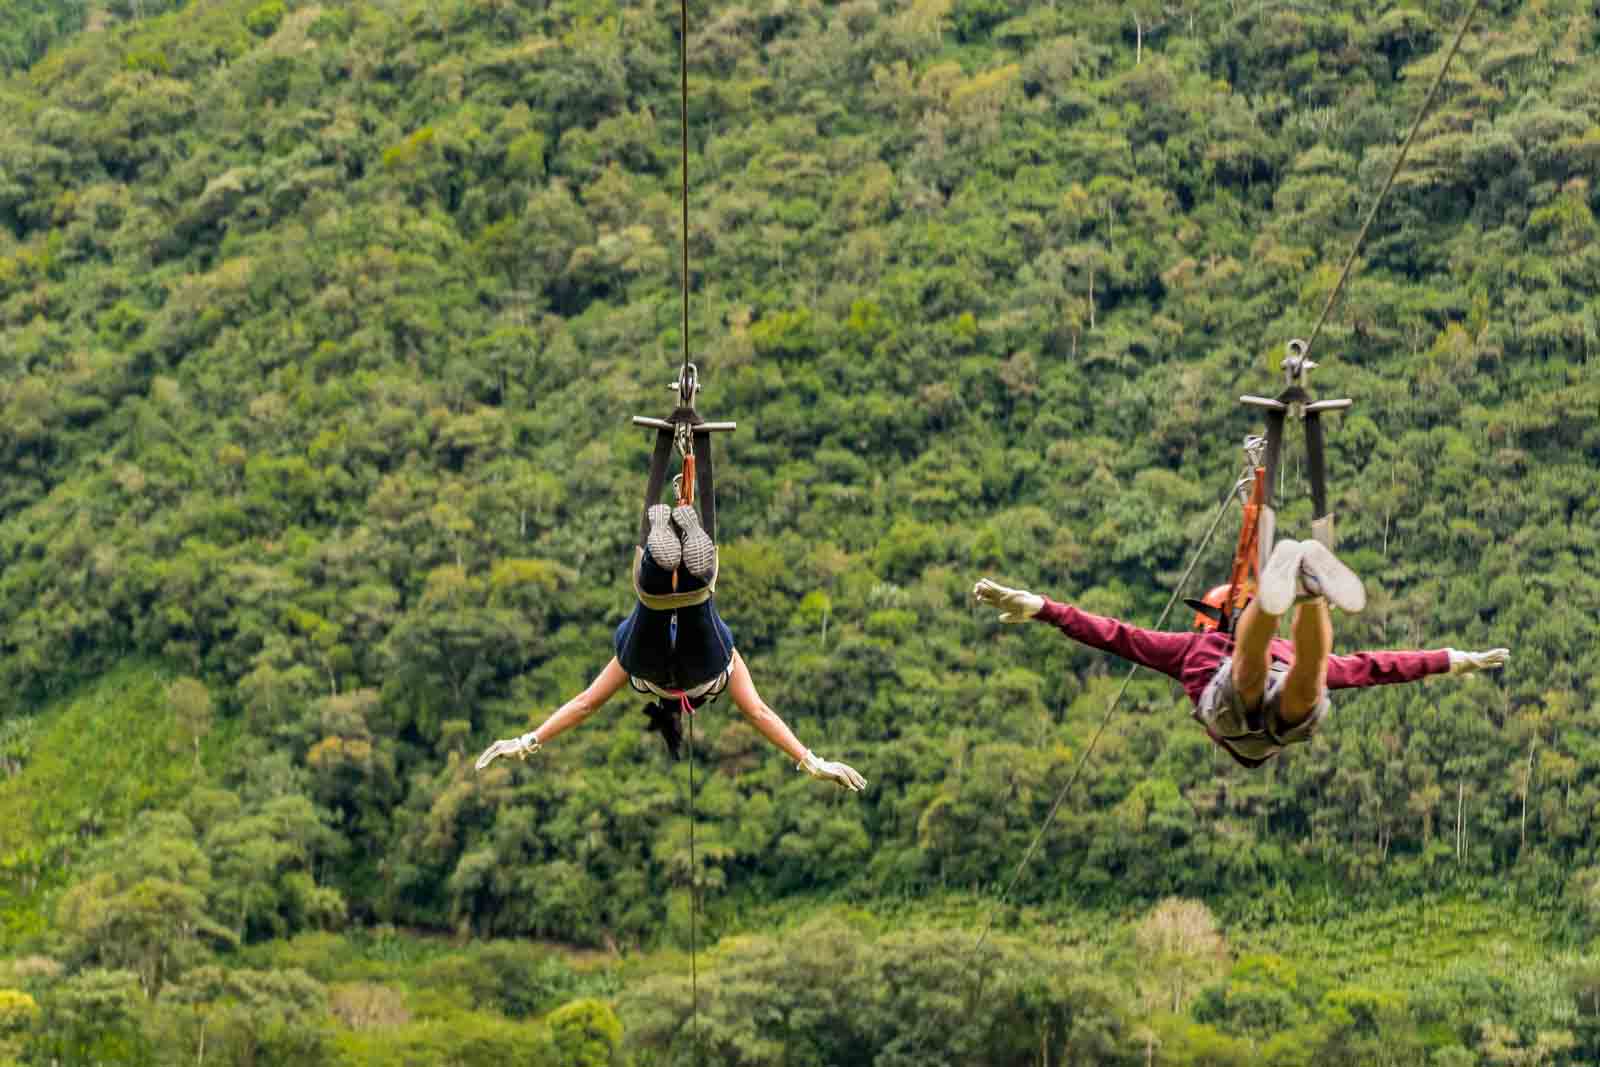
[55,813,235,997]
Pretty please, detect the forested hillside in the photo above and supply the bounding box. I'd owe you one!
[1,0,1598,1061]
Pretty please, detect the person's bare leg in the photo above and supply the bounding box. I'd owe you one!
[1279,599,1331,724]
[1230,599,1279,707]
[1237,537,1312,706]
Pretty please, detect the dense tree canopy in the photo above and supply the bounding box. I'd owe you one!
[0,0,1598,1061]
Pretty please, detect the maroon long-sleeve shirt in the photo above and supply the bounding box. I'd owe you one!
[1034,598,1450,705]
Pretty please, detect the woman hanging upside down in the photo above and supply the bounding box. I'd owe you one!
[974,539,1510,768]
[477,500,866,791]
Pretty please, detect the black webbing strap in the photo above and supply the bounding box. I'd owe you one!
[638,426,677,546]
[693,422,716,542]
[1304,407,1329,524]
[1261,406,1287,513]
[636,406,714,545]
[1256,376,1344,558]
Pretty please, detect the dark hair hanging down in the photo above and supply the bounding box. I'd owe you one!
[643,699,685,759]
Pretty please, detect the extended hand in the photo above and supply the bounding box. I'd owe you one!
[1447,648,1510,674]
[972,578,1044,623]
[800,751,866,792]
[474,732,541,771]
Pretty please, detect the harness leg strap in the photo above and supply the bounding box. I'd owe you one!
[1304,408,1333,549]
[639,428,676,546]
[693,424,716,543]
[1258,407,1286,573]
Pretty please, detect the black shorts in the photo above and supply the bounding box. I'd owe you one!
[613,544,735,692]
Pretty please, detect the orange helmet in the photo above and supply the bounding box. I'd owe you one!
[1190,584,1232,632]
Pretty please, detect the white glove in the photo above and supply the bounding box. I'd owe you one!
[972,578,1044,623]
[474,731,541,771]
[799,750,866,792]
[1447,648,1510,674]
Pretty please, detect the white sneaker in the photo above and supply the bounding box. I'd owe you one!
[672,504,716,578]
[1258,539,1306,616]
[645,504,682,571]
[1297,540,1365,613]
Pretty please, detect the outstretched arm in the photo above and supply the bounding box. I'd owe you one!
[726,652,865,791]
[528,656,631,743]
[1324,647,1509,690]
[475,658,630,770]
[973,578,1197,682]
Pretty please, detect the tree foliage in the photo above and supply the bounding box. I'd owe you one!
[1,0,1599,1060]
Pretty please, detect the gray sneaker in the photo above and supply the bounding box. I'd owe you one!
[1297,540,1365,613]
[645,504,682,571]
[672,504,716,578]
[1258,539,1306,616]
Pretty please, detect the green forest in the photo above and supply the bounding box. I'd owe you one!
[0,0,1598,1061]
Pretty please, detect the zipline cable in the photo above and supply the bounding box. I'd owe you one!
[674,0,701,1056]
[970,463,1247,958]
[1301,0,1484,363]
[678,0,692,381]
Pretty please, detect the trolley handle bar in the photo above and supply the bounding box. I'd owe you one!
[632,417,738,432]
[1239,396,1351,413]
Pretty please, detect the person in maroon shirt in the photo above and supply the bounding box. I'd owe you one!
[974,539,1510,768]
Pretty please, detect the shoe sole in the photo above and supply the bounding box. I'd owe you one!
[673,505,716,578]
[1257,540,1305,616]
[1300,540,1366,613]
[646,505,682,571]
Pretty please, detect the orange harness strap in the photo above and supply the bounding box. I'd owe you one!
[1224,467,1265,622]
[679,453,696,506]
